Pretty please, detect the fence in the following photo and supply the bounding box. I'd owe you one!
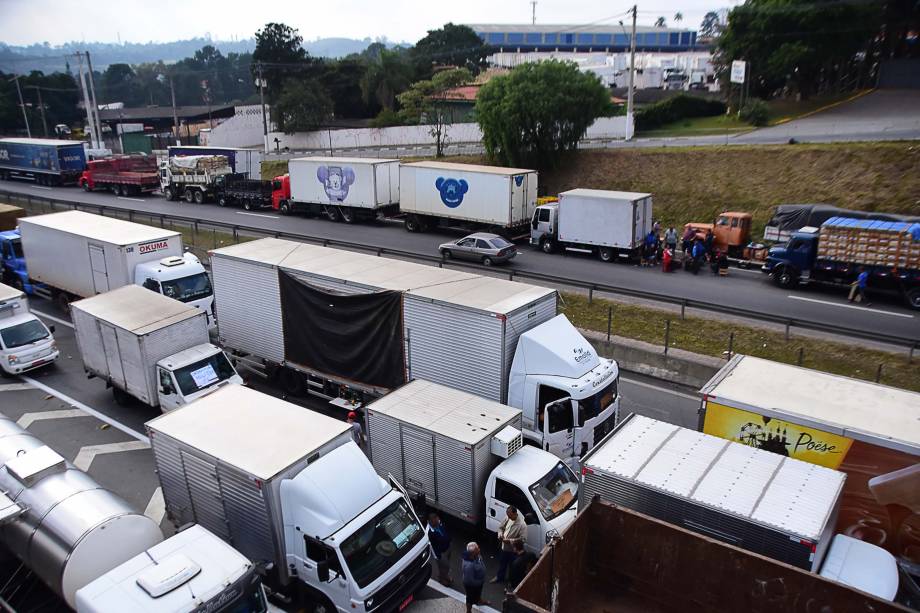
[3,188,918,365]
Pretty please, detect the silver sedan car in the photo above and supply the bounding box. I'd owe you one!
[439,232,518,266]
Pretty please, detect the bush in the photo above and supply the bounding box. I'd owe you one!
[634,94,727,131]
[370,109,402,128]
[740,99,770,126]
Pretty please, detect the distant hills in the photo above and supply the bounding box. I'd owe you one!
[0,36,402,73]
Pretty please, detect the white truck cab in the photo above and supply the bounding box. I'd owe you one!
[155,343,243,412]
[509,315,620,466]
[485,446,579,554]
[135,253,215,327]
[0,282,58,375]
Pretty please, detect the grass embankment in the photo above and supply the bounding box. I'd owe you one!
[560,292,920,392]
[261,159,289,180]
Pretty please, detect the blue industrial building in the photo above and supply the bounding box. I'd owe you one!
[469,24,698,52]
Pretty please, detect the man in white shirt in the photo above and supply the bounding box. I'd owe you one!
[492,506,526,584]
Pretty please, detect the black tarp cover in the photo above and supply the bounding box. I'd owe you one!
[768,204,920,232]
[279,271,406,390]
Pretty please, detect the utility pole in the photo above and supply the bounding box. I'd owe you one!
[257,62,269,153]
[12,76,31,138]
[85,52,103,149]
[626,5,637,141]
[74,53,100,148]
[169,75,180,146]
[530,1,537,24]
[29,86,48,136]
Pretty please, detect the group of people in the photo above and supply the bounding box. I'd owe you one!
[428,506,537,613]
[642,222,728,276]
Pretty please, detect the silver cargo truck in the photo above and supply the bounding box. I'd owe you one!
[580,413,845,572]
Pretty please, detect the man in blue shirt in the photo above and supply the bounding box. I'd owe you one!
[428,512,453,586]
[850,267,870,305]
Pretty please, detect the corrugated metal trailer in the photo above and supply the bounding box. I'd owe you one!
[210,238,556,402]
[365,379,522,523]
[580,414,845,571]
[71,285,209,406]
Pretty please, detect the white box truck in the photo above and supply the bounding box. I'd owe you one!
[147,385,432,613]
[71,285,241,410]
[366,379,579,553]
[0,281,59,376]
[400,161,537,235]
[75,525,270,613]
[210,238,620,468]
[579,414,900,598]
[530,189,653,261]
[18,211,214,322]
[275,157,400,222]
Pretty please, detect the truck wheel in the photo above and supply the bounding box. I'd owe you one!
[340,208,356,224]
[279,368,304,397]
[773,267,797,289]
[164,186,176,201]
[405,216,421,233]
[217,195,228,207]
[598,247,614,263]
[82,181,92,192]
[311,595,336,613]
[906,288,920,310]
[112,387,133,407]
[541,238,554,254]
[54,292,71,315]
[193,190,205,204]
[280,202,291,216]
[244,199,255,211]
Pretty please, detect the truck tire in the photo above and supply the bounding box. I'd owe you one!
[541,238,554,254]
[82,181,92,192]
[405,216,421,233]
[773,267,797,289]
[279,368,304,397]
[906,288,920,310]
[243,199,254,211]
[280,201,291,216]
[325,207,341,222]
[54,291,71,315]
[164,186,177,201]
[340,207,356,224]
[598,247,614,262]
[193,190,205,204]
[184,189,194,203]
[310,595,336,613]
[217,195,228,207]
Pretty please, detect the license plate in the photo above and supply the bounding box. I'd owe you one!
[398,595,414,611]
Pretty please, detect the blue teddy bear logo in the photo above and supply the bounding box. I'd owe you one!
[317,165,355,202]
[435,177,468,208]
[514,175,524,187]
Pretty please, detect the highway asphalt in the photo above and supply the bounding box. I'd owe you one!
[2,179,917,343]
[0,300,699,612]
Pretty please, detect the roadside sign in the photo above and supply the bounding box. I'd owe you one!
[730,60,746,84]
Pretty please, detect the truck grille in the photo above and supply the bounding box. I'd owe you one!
[593,412,617,446]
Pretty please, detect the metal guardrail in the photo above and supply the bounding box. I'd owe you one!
[3,188,918,353]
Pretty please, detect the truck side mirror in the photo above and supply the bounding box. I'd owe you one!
[48,325,55,334]
[316,559,330,583]
[524,512,539,526]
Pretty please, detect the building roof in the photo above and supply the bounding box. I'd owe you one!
[20,211,179,245]
[72,285,201,335]
[98,105,236,123]
[367,379,520,445]
[469,24,693,34]
[146,385,351,480]
[430,85,480,103]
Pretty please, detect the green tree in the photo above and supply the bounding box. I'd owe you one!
[475,60,611,169]
[654,16,667,27]
[322,58,372,118]
[397,68,472,156]
[275,78,333,133]
[100,63,143,105]
[360,48,412,111]
[700,11,722,38]
[411,23,492,80]
[252,22,307,104]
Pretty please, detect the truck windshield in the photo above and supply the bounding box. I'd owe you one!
[340,499,424,589]
[0,319,49,349]
[173,352,236,396]
[9,239,23,258]
[161,272,213,303]
[529,462,579,521]
[577,377,617,425]
[206,571,267,613]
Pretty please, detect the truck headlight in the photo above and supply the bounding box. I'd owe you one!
[7,355,19,364]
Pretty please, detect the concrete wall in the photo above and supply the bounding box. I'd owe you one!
[207,105,271,148]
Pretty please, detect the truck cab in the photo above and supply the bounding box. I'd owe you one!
[155,344,243,412]
[761,227,819,288]
[280,443,431,613]
[484,446,579,554]
[134,253,215,326]
[530,203,559,252]
[684,212,753,257]
[0,230,38,294]
[509,315,620,467]
[271,174,291,213]
[0,284,58,376]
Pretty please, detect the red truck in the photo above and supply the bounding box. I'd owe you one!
[79,155,159,196]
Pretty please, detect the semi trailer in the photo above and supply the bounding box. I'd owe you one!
[71,285,241,410]
[210,238,620,467]
[79,154,159,195]
[365,379,579,552]
[148,384,432,613]
[16,211,214,322]
[272,157,400,222]
[400,161,537,235]
[0,137,86,186]
[530,189,653,261]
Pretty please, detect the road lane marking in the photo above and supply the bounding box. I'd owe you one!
[31,309,74,328]
[144,487,166,524]
[0,382,36,392]
[29,185,52,190]
[19,376,150,444]
[786,295,914,318]
[117,196,146,203]
[620,377,699,401]
[74,440,150,471]
[17,408,86,428]
[236,211,279,219]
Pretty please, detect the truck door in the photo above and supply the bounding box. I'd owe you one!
[98,323,126,389]
[531,207,553,243]
[88,244,109,293]
[402,428,435,500]
[542,399,576,461]
[487,478,545,555]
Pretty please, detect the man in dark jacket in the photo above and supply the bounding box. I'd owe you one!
[506,539,537,590]
[428,512,452,586]
[462,542,487,613]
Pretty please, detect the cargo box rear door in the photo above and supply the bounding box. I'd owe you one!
[99,323,127,388]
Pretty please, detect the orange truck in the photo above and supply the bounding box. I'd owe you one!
[683,211,763,258]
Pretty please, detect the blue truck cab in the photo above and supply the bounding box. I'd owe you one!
[0,229,43,295]
[761,227,819,288]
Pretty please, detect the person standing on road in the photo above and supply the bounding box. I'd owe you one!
[704,229,715,258]
[691,239,706,275]
[346,411,365,449]
[850,267,871,305]
[427,513,453,586]
[462,542,487,613]
[493,506,526,584]
[506,539,538,591]
[664,226,678,252]
[681,226,695,254]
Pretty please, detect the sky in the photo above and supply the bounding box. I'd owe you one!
[0,0,731,46]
